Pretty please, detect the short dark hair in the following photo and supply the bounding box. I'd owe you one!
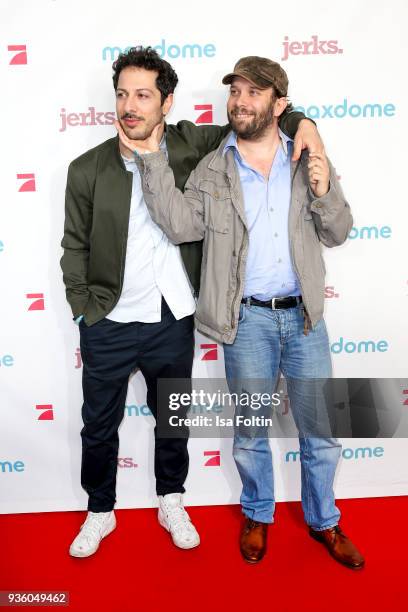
[112,46,178,105]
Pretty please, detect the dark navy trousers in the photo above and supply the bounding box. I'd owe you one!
[79,299,194,512]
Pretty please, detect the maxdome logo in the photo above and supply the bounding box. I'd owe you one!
[330,337,388,354]
[349,225,392,240]
[0,460,25,473]
[102,40,216,61]
[125,404,153,417]
[293,99,396,119]
[286,446,384,462]
[0,354,14,367]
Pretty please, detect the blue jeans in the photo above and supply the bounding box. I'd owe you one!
[223,303,341,530]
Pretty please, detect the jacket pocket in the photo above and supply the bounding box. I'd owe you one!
[199,180,232,234]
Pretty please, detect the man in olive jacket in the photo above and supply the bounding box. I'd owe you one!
[61,46,322,558]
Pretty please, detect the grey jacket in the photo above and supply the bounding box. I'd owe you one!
[139,133,353,344]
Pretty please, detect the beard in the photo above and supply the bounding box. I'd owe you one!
[119,108,164,142]
[228,103,275,140]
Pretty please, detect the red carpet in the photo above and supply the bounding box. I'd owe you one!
[1,497,407,612]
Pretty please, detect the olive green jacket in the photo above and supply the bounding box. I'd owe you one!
[61,113,306,324]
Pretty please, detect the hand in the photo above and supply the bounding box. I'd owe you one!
[308,152,330,197]
[292,119,324,161]
[114,120,161,155]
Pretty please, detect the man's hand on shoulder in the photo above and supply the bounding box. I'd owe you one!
[292,119,324,162]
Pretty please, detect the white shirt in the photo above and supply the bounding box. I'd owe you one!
[106,148,195,323]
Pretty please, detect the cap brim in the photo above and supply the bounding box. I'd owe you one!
[222,70,269,88]
[222,72,238,85]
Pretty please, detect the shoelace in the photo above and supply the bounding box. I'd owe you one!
[80,513,108,542]
[248,519,262,529]
[164,504,192,534]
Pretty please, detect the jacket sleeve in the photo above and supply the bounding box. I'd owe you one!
[178,109,311,154]
[278,109,311,139]
[60,161,92,317]
[309,158,353,247]
[138,151,205,245]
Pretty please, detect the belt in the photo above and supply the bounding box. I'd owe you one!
[241,295,302,310]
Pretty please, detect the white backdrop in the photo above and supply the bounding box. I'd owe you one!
[1,0,407,513]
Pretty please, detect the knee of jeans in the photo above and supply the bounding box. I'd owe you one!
[300,437,342,461]
[233,435,270,457]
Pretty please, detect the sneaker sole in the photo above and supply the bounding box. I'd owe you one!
[158,510,200,550]
[69,518,116,558]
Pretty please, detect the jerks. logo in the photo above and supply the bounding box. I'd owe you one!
[36,404,54,421]
[118,457,138,468]
[281,35,343,61]
[17,173,36,192]
[325,286,339,299]
[204,450,220,466]
[194,104,213,124]
[75,348,82,369]
[26,293,45,311]
[200,343,218,361]
[8,44,27,65]
[59,107,115,132]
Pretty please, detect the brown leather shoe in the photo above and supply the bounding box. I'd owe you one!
[309,525,365,570]
[240,518,269,564]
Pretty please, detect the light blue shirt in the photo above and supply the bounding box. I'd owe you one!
[224,130,300,300]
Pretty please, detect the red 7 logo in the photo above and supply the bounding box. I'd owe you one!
[17,173,36,192]
[36,404,54,421]
[403,390,408,406]
[26,293,45,311]
[8,45,27,65]
[194,104,213,124]
[200,343,218,361]
[204,450,220,466]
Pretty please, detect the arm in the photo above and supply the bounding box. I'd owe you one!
[308,153,353,247]
[60,162,92,318]
[278,108,324,162]
[172,108,321,162]
[139,150,206,245]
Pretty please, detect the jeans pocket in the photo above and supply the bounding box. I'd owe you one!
[238,303,246,323]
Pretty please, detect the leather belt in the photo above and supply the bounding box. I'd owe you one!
[241,295,302,310]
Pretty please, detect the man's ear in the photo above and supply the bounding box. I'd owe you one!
[162,93,174,117]
[274,96,288,118]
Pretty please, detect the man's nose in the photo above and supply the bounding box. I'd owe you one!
[124,95,139,115]
[234,92,250,107]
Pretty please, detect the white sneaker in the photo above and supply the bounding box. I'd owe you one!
[69,511,116,558]
[158,493,200,550]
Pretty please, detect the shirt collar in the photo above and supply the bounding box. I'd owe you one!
[223,128,293,158]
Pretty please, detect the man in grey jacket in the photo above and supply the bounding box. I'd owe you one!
[117,56,364,569]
